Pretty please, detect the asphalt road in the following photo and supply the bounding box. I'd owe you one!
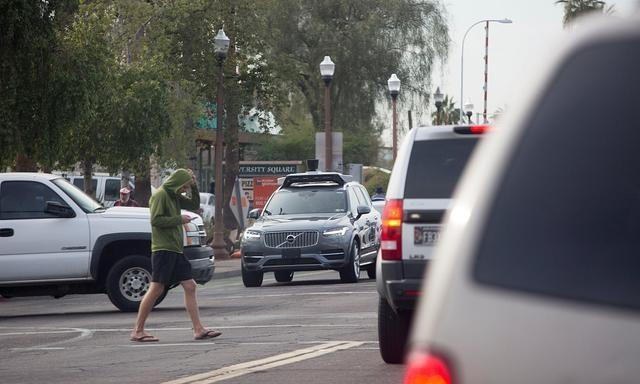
[0,270,405,384]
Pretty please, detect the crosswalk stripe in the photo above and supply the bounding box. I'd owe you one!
[161,341,363,384]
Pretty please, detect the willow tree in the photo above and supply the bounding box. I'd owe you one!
[262,0,450,165]
[0,0,78,171]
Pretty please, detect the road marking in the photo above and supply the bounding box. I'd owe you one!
[5,327,93,351]
[161,341,363,384]
[198,291,375,301]
[0,330,81,336]
[88,323,368,333]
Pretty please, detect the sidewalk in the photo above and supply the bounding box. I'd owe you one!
[213,255,242,279]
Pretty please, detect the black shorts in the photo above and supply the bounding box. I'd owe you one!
[151,250,193,285]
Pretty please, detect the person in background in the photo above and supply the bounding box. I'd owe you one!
[371,186,386,201]
[114,187,139,207]
[130,168,221,342]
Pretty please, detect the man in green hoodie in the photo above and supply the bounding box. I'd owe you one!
[130,168,221,342]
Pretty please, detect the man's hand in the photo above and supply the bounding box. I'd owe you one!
[181,214,192,224]
[187,169,197,186]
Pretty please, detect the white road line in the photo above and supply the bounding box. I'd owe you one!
[161,341,363,384]
[7,327,93,351]
[0,330,81,336]
[88,324,366,333]
[198,291,375,301]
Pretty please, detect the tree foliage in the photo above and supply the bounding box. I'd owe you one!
[555,0,614,26]
[262,0,449,165]
[0,0,78,170]
[431,95,460,125]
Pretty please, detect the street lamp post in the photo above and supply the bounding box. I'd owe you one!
[387,74,400,161]
[319,56,335,172]
[212,28,230,259]
[464,100,474,124]
[460,18,512,123]
[434,87,444,125]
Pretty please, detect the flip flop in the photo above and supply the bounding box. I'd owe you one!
[130,335,159,342]
[194,330,222,340]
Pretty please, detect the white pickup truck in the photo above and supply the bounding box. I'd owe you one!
[0,173,215,312]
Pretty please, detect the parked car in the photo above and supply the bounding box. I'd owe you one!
[404,15,640,384]
[0,173,214,312]
[240,160,381,287]
[65,174,134,207]
[377,124,487,364]
[199,192,215,224]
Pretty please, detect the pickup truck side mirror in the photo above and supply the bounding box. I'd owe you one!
[248,208,261,220]
[45,201,75,218]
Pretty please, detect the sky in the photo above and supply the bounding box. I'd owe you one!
[402,0,637,129]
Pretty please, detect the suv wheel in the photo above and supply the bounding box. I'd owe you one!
[378,296,410,364]
[242,264,264,287]
[106,255,167,312]
[339,242,360,283]
[274,271,294,283]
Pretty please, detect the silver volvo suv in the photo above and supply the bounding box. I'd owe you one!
[240,161,381,287]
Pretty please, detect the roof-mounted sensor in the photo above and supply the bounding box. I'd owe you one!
[278,172,353,187]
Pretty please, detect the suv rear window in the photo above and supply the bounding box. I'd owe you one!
[473,40,640,311]
[404,138,478,198]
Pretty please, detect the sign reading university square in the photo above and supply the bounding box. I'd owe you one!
[238,162,301,177]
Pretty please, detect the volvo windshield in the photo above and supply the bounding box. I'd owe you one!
[264,188,347,215]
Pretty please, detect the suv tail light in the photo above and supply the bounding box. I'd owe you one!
[381,199,403,260]
[453,124,490,134]
[404,351,452,384]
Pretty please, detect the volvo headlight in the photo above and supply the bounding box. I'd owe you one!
[244,230,261,240]
[322,226,349,236]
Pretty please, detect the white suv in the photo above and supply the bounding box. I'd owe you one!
[404,16,640,384]
[376,124,487,363]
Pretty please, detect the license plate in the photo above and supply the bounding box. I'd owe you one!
[282,248,301,259]
[414,226,440,246]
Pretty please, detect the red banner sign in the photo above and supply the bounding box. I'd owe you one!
[252,176,280,209]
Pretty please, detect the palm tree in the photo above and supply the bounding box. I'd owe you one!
[555,0,614,26]
[431,95,460,125]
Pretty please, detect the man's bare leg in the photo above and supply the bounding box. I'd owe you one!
[131,282,165,339]
[181,279,208,337]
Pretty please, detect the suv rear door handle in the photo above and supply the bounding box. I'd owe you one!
[0,228,14,237]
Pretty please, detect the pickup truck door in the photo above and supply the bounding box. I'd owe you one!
[0,180,91,282]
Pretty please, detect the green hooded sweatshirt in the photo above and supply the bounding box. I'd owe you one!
[149,169,200,253]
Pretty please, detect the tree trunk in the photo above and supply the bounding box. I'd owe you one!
[15,154,37,172]
[134,158,152,208]
[82,159,94,198]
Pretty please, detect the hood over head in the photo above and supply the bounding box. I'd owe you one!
[163,169,192,194]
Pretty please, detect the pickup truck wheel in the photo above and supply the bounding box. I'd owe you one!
[274,271,294,283]
[242,264,263,287]
[378,296,410,364]
[106,255,166,312]
[339,242,360,283]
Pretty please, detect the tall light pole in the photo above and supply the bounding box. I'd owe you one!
[460,18,512,123]
[212,28,230,259]
[387,74,400,161]
[320,56,335,172]
[434,87,444,125]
